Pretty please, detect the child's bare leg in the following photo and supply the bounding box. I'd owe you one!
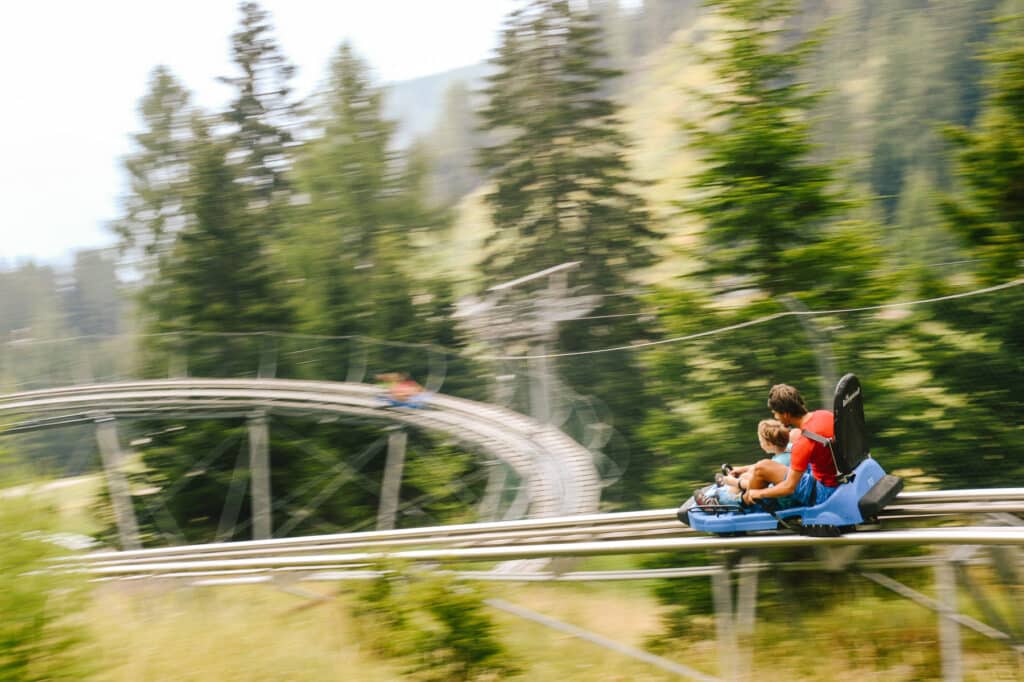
[744,458,789,491]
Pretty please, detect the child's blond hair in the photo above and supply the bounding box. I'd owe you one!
[757,419,790,449]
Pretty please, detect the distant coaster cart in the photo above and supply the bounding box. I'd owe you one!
[377,391,433,409]
[375,372,433,409]
[678,374,904,537]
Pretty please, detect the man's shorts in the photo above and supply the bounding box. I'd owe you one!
[778,470,838,509]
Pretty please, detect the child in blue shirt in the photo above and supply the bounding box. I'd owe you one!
[695,419,796,507]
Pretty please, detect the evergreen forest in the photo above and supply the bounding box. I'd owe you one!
[1,0,1022,545]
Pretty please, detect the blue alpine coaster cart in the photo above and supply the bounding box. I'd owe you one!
[678,374,904,537]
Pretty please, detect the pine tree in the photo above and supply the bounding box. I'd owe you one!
[108,10,299,544]
[290,41,453,374]
[683,0,852,298]
[866,0,1002,220]
[145,118,291,371]
[478,0,660,504]
[136,0,297,370]
[296,42,393,273]
[479,0,657,290]
[216,0,296,206]
[640,0,1020,502]
[273,43,481,536]
[641,0,896,512]
[0,264,65,340]
[942,13,1024,287]
[915,11,1024,487]
[109,10,483,545]
[124,117,294,545]
[113,65,193,276]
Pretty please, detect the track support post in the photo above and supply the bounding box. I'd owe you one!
[94,415,142,550]
[712,564,739,680]
[248,410,272,540]
[377,428,407,531]
[936,555,963,682]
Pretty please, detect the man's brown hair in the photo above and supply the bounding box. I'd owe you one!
[757,419,790,449]
[767,384,807,417]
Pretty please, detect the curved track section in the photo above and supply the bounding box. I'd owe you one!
[0,379,602,518]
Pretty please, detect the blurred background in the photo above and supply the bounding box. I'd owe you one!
[1,1,1022,679]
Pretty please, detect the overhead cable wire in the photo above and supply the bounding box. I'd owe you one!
[4,277,1020,363]
[478,277,1024,360]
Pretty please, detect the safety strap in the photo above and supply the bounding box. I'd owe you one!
[799,428,850,484]
[800,428,831,448]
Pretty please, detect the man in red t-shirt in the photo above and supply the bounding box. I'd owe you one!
[740,384,839,508]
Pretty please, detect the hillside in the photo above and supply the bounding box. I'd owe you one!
[417,0,1001,290]
[383,62,491,148]
[432,15,729,290]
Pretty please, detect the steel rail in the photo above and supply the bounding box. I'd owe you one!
[75,513,1022,570]
[72,527,1024,576]
[87,554,1000,588]
[66,509,686,561]
[62,489,1024,570]
[77,524,692,568]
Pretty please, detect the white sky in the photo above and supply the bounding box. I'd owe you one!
[0,0,518,267]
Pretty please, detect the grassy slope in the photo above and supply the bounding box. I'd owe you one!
[87,583,681,682]
[0,473,103,535]
[15,471,1019,680]
[81,575,1022,681]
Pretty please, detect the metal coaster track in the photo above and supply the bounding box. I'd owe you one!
[6,379,1021,590]
[0,378,603,522]
[56,490,1024,580]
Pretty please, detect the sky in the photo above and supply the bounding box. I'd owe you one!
[0,0,517,267]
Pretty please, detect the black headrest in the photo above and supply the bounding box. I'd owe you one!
[832,373,869,473]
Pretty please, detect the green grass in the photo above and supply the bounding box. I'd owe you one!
[8,475,1021,680]
[87,587,405,681]
[747,591,1022,682]
[73,570,1023,681]
[0,473,103,536]
[83,582,686,682]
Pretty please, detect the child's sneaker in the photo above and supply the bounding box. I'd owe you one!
[694,488,720,507]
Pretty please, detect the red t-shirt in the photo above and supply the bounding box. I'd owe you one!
[789,410,839,487]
